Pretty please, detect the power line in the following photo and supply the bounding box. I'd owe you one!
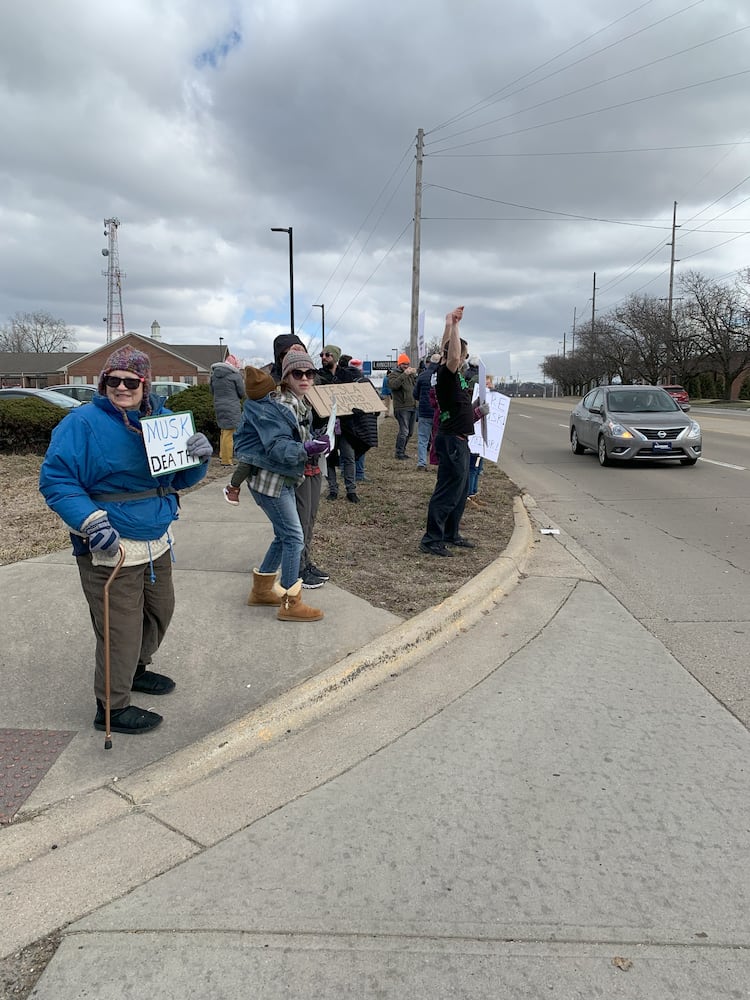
[428,0,661,134]
[431,140,750,158]
[426,69,750,154]
[327,221,413,335]
[429,23,746,150]
[426,184,673,229]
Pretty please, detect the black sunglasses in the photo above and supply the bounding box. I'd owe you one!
[289,369,314,380]
[104,375,143,390]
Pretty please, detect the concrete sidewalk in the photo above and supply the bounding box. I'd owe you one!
[4,487,750,997]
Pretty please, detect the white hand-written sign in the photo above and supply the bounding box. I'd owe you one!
[467,391,511,463]
[141,411,201,477]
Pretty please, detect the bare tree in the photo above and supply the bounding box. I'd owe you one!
[0,311,75,352]
[611,295,668,384]
[679,271,750,399]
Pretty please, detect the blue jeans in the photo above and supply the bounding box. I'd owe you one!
[251,485,304,589]
[468,454,484,495]
[416,414,432,467]
[355,454,366,481]
[395,408,416,457]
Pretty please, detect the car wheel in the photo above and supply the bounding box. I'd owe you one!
[571,427,585,455]
[680,457,698,466]
[597,435,610,466]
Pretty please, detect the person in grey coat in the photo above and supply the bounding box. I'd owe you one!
[210,354,245,465]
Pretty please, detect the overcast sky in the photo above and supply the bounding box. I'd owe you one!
[1,0,748,379]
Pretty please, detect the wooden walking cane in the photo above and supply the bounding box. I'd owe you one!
[103,545,126,750]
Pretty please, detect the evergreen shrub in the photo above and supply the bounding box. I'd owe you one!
[0,398,70,453]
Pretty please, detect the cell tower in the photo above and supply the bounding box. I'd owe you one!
[101,218,126,343]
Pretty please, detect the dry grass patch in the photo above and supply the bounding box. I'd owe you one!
[0,418,518,618]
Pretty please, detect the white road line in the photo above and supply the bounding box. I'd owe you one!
[558,423,568,428]
[699,457,746,471]
[517,414,532,419]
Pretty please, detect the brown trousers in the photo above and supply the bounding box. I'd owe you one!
[77,550,175,710]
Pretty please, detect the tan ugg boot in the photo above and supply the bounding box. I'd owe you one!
[247,569,285,607]
[277,579,324,622]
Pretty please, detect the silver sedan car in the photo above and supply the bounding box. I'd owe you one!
[569,385,702,466]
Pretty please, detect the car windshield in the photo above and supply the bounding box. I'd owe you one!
[607,390,678,413]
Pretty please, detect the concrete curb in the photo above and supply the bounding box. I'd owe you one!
[119,494,534,804]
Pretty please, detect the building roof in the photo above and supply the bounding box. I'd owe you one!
[0,336,228,377]
[0,352,85,375]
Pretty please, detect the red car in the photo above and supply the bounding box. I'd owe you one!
[662,385,689,406]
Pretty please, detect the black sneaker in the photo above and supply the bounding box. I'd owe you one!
[301,567,326,589]
[419,541,453,557]
[94,703,163,734]
[327,490,338,501]
[307,562,330,581]
[346,492,360,503]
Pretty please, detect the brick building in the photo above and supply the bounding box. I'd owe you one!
[0,333,228,388]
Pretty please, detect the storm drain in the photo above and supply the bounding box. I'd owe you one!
[0,729,76,823]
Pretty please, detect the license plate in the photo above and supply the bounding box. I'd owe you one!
[652,441,672,451]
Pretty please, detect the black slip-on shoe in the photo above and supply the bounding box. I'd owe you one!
[346,492,360,503]
[419,541,453,557]
[94,704,163,734]
[131,670,176,695]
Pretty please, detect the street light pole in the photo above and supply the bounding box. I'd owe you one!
[313,303,325,349]
[271,227,294,336]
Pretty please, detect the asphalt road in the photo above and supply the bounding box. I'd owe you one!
[498,397,750,729]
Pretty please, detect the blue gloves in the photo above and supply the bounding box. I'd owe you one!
[85,515,121,555]
[186,432,213,461]
[304,435,331,456]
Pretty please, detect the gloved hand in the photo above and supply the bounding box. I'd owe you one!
[186,432,213,461]
[474,401,490,419]
[304,435,331,456]
[85,515,121,555]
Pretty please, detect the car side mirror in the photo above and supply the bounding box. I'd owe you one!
[589,405,602,415]
[680,403,690,411]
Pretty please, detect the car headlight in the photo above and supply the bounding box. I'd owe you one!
[685,420,701,439]
[604,420,634,439]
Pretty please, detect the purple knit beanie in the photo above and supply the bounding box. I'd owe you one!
[98,345,153,414]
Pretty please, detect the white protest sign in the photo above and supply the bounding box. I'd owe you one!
[141,411,201,477]
[467,391,511,463]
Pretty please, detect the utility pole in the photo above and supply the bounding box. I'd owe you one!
[572,306,577,354]
[563,331,566,358]
[666,201,679,381]
[591,272,597,336]
[409,129,424,362]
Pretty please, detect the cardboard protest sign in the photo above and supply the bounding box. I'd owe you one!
[467,391,510,463]
[305,381,386,417]
[141,411,201,477]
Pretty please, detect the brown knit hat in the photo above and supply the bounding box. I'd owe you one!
[98,344,152,414]
[244,366,276,400]
[281,348,316,382]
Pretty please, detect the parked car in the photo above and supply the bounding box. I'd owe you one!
[661,384,690,406]
[0,387,82,409]
[46,384,97,402]
[569,385,702,466]
[151,381,191,398]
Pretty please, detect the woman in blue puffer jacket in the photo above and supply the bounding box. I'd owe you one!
[39,345,211,736]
